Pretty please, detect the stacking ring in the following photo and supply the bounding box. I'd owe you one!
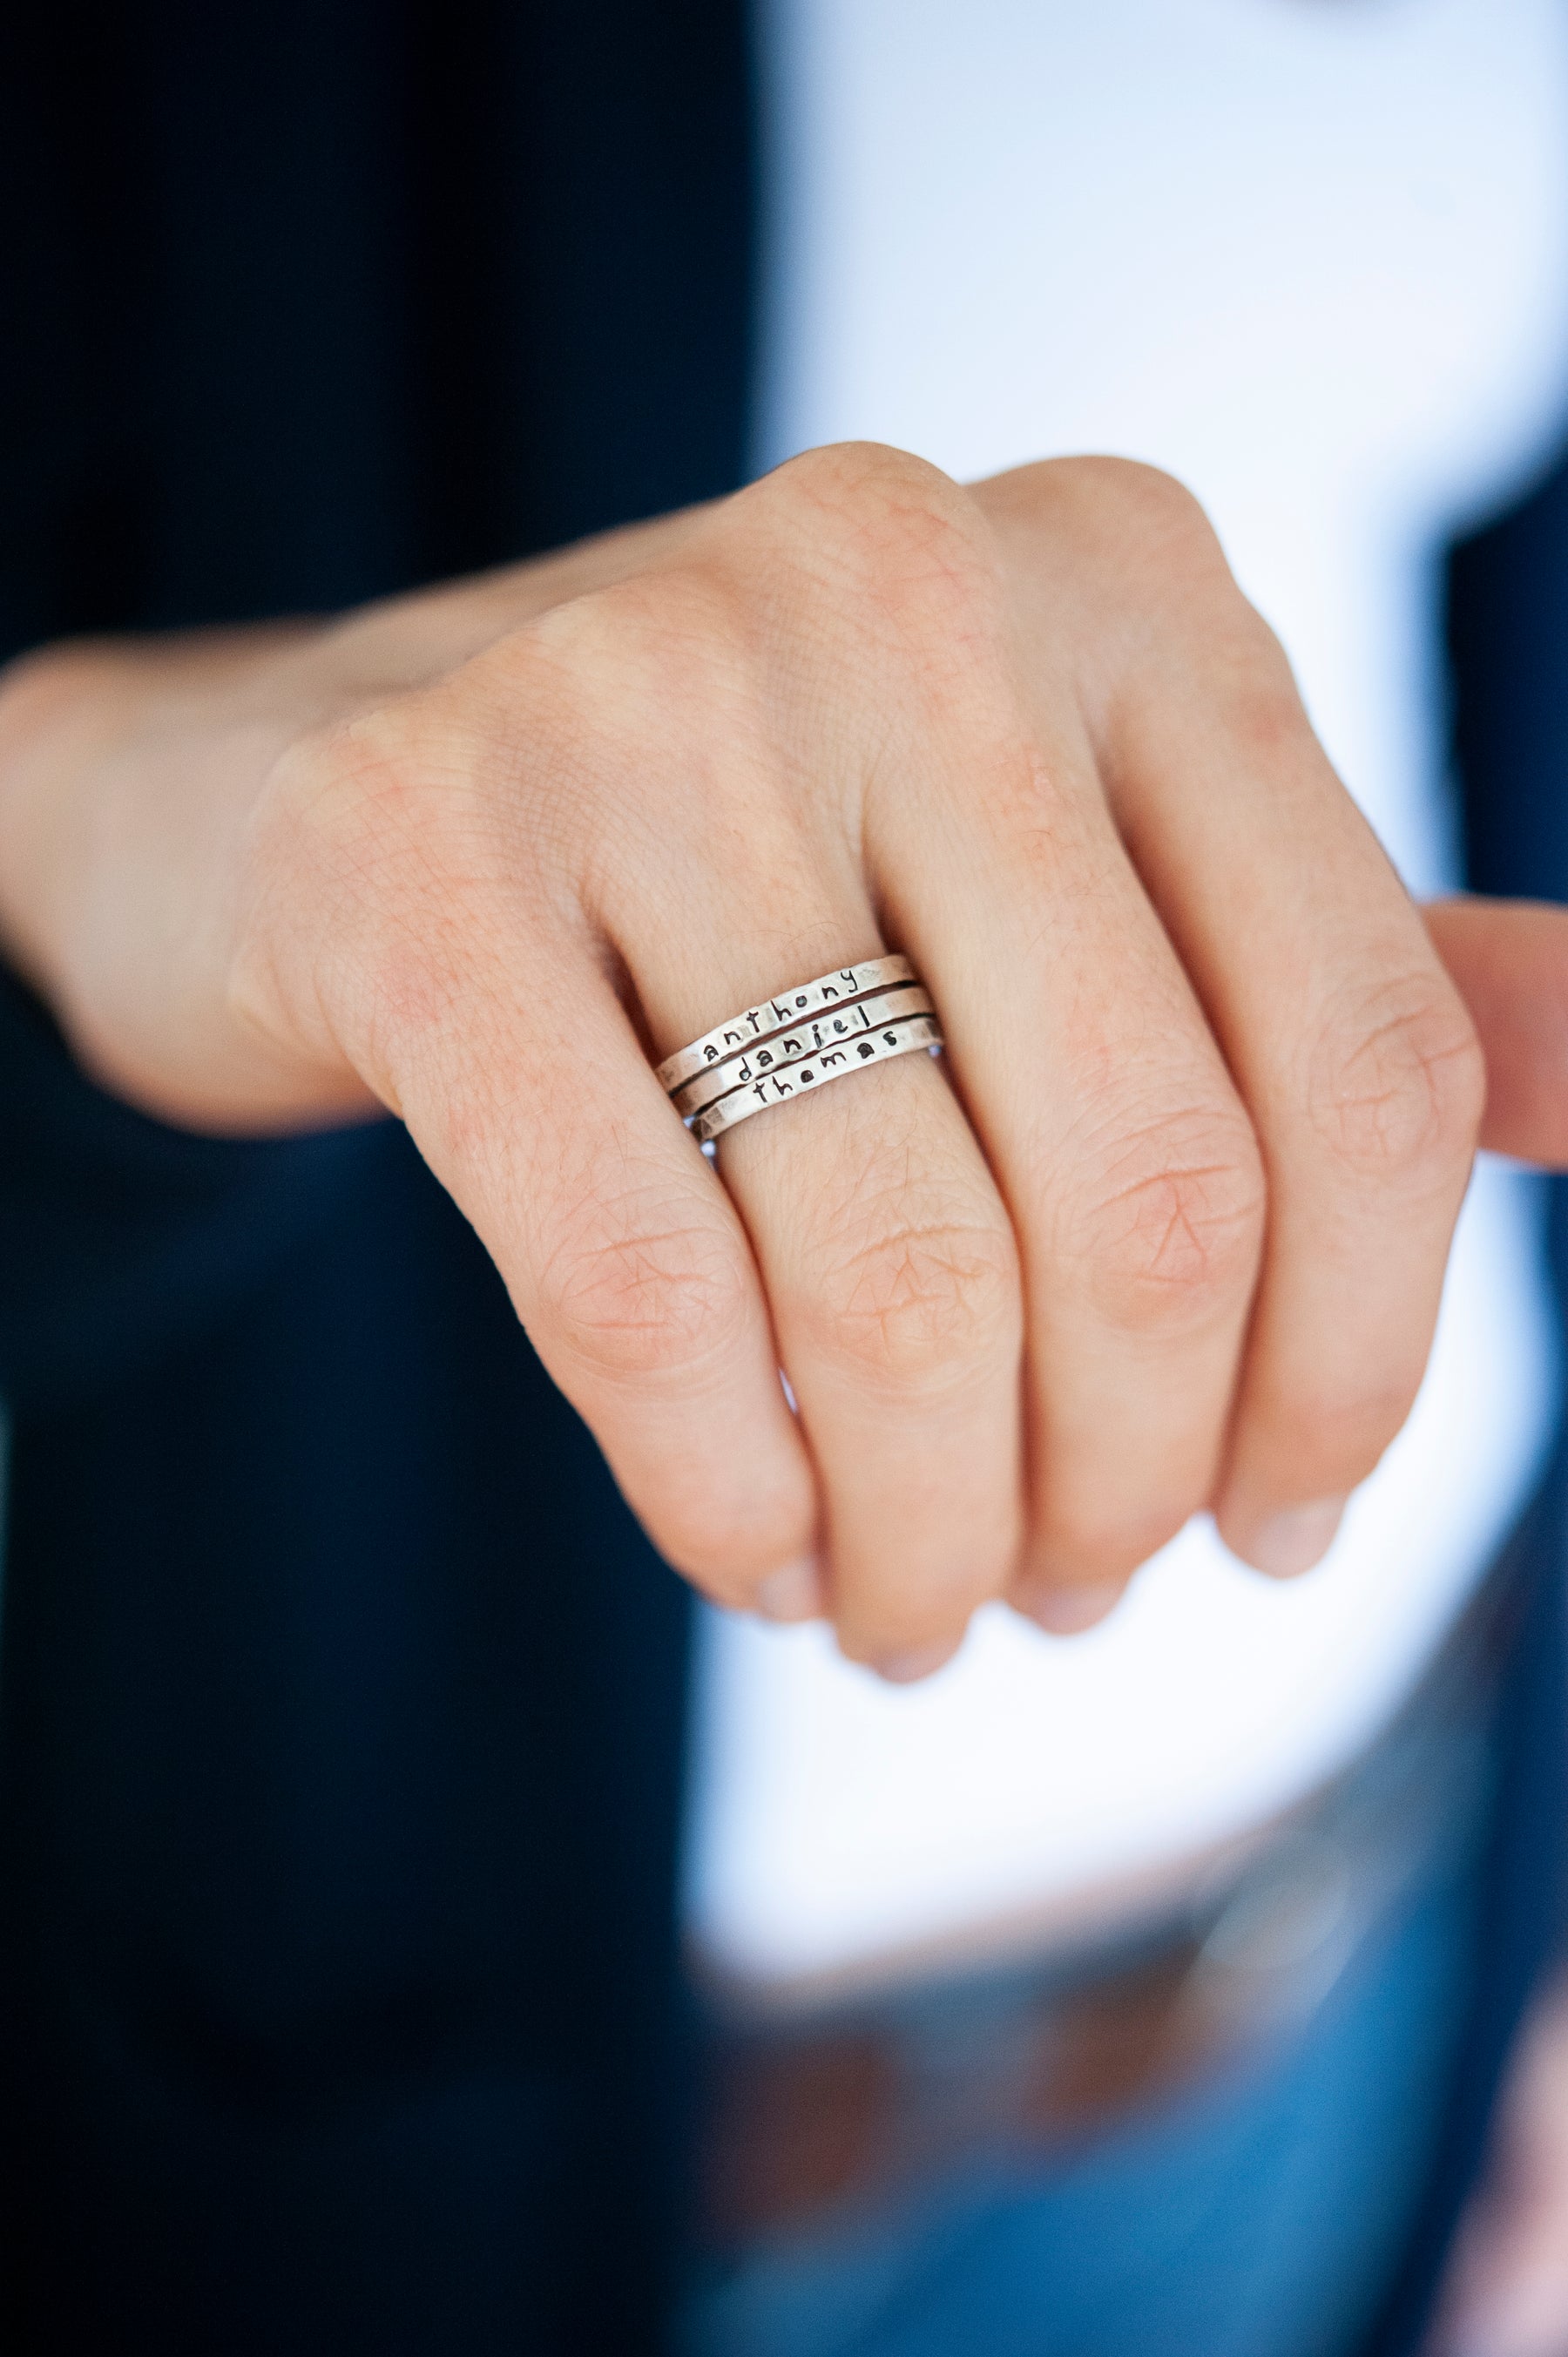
[655,956,946,1146]
[667,982,936,1118]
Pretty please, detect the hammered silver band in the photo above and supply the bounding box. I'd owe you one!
[656,954,945,1147]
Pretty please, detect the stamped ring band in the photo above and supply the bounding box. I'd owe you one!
[655,954,919,1094]
[655,956,946,1148]
[668,982,936,1119]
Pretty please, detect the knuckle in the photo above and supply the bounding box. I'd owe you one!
[537,1187,754,1386]
[536,569,744,712]
[1058,454,1210,525]
[232,712,451,1053]
[510,575,782,905]
[752,440,1000,644]
[244,723,364,891]
[247,702,502,931]
[1307,972,1485,1189]
[800,1206,1022,1398]
[1064,1103,1266,1336]
[239,701,553,1089]
[764,438,972,534]
[1056,456,1226,574]
[265,704,458,845]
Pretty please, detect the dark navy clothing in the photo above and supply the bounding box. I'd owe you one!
[0,8,1563,2352]
[0,9,749,2351]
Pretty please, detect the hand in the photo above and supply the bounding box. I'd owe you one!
[0,446,1558,1676]
[1429,1970,1568,2357]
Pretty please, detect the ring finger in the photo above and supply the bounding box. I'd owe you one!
[618,848,1026,1677]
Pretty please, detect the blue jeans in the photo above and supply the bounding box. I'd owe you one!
[679,1835,1480,2357]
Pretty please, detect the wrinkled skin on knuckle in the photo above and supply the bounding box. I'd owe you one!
[535,1181,755,1390]
[1305,972,1486,1193]
[1064,1101,1266,1338]
[797,1189,1023,1399]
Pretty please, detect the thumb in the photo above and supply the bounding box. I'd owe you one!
[1423,895,1568,1168]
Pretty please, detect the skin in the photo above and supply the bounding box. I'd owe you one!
[0,440,1562,1680]
[3,441,1568,2318]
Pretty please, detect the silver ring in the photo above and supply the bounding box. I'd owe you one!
[654,954,917,1094]
[689,1013,944,1145]
[669,982,936,1119]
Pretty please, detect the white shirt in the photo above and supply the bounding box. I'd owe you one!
[685,0,1568,2005]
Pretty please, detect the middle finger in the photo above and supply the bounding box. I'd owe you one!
[870,713,1267,1626]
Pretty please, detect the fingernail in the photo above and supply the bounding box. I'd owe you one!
[1237,1496,1347,1580]
[873,1641,958,1685]
[755,1556,824,1623]
[1020,1581,1125,1636]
